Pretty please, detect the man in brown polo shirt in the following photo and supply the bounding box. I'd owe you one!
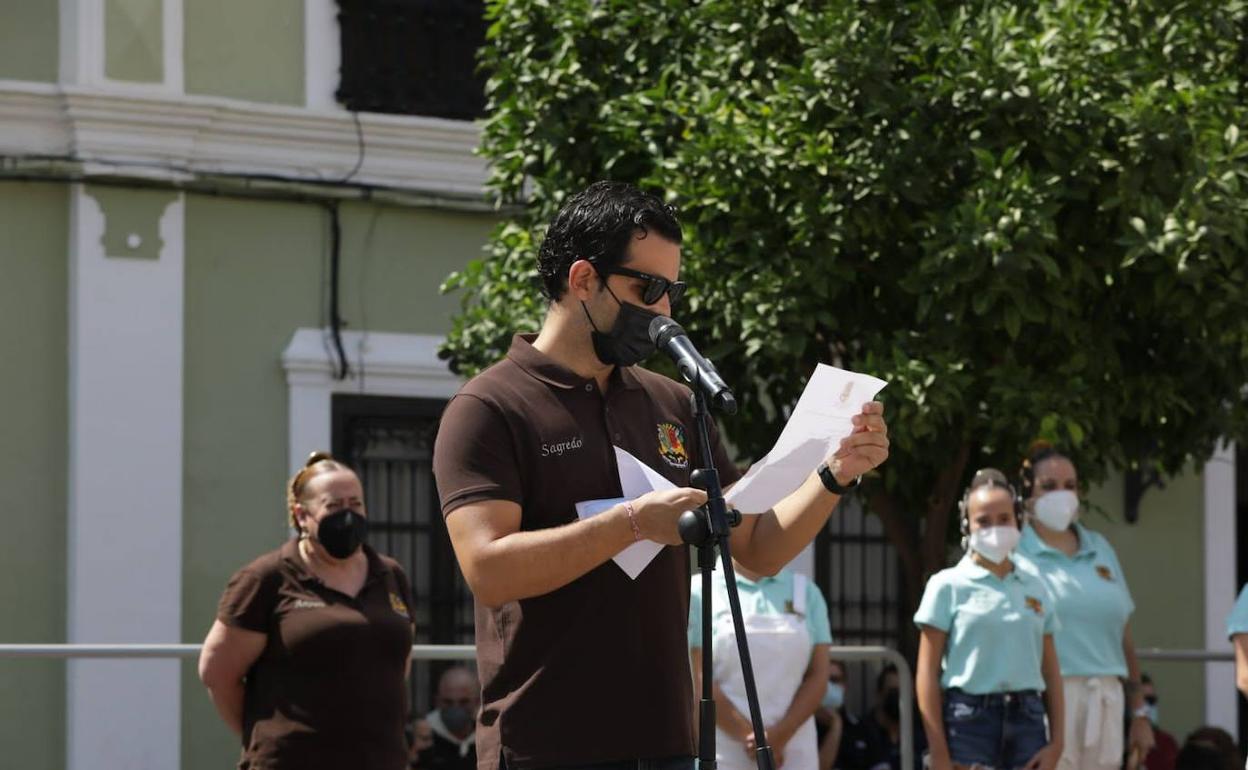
[433,181,889,770]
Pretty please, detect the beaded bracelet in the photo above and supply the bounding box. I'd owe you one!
[623,500,642,542]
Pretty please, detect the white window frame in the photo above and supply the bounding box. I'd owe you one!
[281,328,462,475]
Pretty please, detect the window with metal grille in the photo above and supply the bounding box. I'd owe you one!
[332,394,473,718]
[335,0,487,120]
[814,496,907,714]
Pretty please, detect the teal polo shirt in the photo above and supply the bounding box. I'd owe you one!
[688,567,833,648]
[1014,522,1134,677]
[914,556,1058,695]
[1228,584,1248,639]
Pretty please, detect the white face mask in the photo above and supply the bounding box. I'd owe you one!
[968,525,1020,564]
[1033,489,1079,531]
[822,682,845,710]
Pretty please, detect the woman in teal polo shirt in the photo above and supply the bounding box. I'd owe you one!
[1013,443,1154,770]
[915,468,1064,770]
[1229,583,1248,701]
[689,561,833,770]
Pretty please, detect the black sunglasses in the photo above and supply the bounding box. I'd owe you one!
[598,265,687,306]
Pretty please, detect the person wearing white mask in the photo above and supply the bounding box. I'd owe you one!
[1013,443,1154,770]
[690,560,834,769]
[915,468,1064,770]
[814,658,849,770]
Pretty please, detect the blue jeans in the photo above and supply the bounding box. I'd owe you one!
[943,689,1049,769]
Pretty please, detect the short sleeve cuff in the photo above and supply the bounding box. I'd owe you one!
[216,568,271,633]
[441,486,523,518]
[913,612,952,632]
[1227,585,1248,639]
[913,579,952,631]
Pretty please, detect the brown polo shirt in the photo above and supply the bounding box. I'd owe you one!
[433,334,741,770]
[216,540,415,770]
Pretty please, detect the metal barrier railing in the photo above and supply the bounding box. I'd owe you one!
[7,644,1235,770]
[0,643,913,770]
[829,646,916,770]
[0,643,476,660]
[1136,648,1235,662]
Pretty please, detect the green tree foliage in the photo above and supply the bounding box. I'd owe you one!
[442,0,1248,614]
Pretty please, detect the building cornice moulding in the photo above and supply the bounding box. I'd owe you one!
[0,81,489,199]
[282,328,462,399]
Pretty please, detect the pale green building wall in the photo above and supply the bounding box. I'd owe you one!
[336,201,495,335]
[105,0,164,83]
[1087,468,1207,741]
[0,1,59,81]
[183,0,305,105]
[180,194,494,770]
[180,195,324,770]
[0,182,69,770]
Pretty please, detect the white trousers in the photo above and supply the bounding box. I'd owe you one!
[1057,676,1124,770]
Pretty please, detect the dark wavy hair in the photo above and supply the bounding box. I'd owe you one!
[1018,440,1070,498]
[536,180,682,301]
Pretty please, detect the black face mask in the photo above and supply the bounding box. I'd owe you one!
[582,283,660,367]
[313,509,368,559]
[882,689,901,721]
[441,704,475,735]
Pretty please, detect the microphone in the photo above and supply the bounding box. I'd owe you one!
[648,316,737,414]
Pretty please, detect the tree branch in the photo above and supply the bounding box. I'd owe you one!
[868,489,921,609]
[920,441,972,579]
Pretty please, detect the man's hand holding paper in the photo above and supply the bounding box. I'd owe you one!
[826,399,890,483]
[722,364,889,576]
[725,364,889,515]
[582,364,889,580]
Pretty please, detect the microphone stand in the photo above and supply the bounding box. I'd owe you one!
[679,382,774,770]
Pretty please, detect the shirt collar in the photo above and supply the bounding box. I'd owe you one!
[735,571,779,588]
[280,538,388,584]
[507,333,643,391]
[281,538,314,582]
[427,710,475,754]
[952,554,1022,582]
[1022,521,1098,559]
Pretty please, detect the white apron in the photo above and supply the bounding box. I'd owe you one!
[712,573,819,770]
[1058,676,1124,770]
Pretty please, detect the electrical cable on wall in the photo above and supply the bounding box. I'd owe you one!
[352,206,382,395]
[340,110,366,183]
[327,202,351,381]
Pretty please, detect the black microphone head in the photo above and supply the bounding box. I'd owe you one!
[648,315,685,347]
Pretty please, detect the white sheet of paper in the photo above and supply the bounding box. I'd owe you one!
[724,364,888,514]
[574,497,661,580]
[573,447,677,579]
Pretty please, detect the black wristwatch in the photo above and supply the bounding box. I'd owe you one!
[817,463,861,494]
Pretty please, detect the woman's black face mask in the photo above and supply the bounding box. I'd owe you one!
[313,509,368,559]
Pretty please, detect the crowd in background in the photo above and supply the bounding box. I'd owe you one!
[678,444,1248,770]
[201,445,1247,770]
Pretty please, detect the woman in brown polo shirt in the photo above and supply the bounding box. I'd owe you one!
[198,452,416,769]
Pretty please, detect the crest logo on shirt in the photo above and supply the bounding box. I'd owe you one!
[389,592,409,617]
[1096,565,1115,582]
[1024,596,1044,615]
[657,422,689,469]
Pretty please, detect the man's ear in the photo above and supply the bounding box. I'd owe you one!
[566,259,601,302]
